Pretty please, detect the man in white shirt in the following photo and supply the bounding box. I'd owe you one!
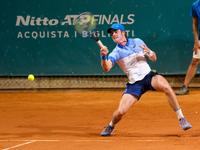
[100,23,192,136]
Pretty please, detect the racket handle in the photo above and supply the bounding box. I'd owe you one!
[97,40,104,48]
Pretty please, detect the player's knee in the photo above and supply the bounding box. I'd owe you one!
[191,59,200,66]
[162,84,172,94]
[117,109,126,118]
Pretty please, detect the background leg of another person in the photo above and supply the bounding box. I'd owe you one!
[184,58,200,87]
[176,58,200,95]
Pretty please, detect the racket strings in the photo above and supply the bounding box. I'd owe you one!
[74,12,99,41]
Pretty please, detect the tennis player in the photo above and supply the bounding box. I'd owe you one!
[100,23,192,136]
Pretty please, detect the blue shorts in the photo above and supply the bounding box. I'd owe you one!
[123,71,159,100]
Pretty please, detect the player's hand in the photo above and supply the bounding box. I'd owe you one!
[100,46,109,56]
[139,44,151,56]
[193,42,200,55]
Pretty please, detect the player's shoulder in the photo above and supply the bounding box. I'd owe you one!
[113,45,120,52]
[128,38,143,41]
[128,38,144,44]
[111,44,125,54]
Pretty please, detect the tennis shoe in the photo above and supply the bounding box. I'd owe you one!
[179,117,192,130]
[175,85,189,95]
[101,125,114,136]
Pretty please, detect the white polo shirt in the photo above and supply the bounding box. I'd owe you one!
[108,38,151,84]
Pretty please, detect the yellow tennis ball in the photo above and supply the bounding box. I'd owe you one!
[28,74,34,81]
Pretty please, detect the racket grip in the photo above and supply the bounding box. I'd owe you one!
[97,40,104,48]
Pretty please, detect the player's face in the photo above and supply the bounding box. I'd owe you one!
[111,29,125,44]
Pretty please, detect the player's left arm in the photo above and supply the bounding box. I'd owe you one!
[139,44,157,61]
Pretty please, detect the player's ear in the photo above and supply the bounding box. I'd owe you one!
[122,30,125,36]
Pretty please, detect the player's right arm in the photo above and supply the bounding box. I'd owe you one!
[192,17,200,54]
[100,46,113,72]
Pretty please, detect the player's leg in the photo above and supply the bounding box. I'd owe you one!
[111,94,138,124]
[151,75,192,130]
[151,75,180,110]
[176,58,200,95]
[101,94,138,136]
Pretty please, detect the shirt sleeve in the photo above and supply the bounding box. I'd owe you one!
[108,48,119,66]
[190,3,197,17]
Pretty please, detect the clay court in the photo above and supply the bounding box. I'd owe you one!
[0,89,199,150]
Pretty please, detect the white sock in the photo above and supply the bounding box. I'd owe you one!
[109,121,116,127]
[175,108,184,120]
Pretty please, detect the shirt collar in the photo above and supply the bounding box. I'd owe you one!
[117,39,130,48]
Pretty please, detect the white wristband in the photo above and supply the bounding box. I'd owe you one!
[147,50,153,57]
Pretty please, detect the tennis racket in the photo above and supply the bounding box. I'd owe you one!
[73,12,104,48]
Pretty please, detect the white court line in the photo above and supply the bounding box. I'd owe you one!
[0,139,164,142]
[0,140,114,142]
[1,139,164,150]
[2,140,36,150]
[135,140,164,142]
